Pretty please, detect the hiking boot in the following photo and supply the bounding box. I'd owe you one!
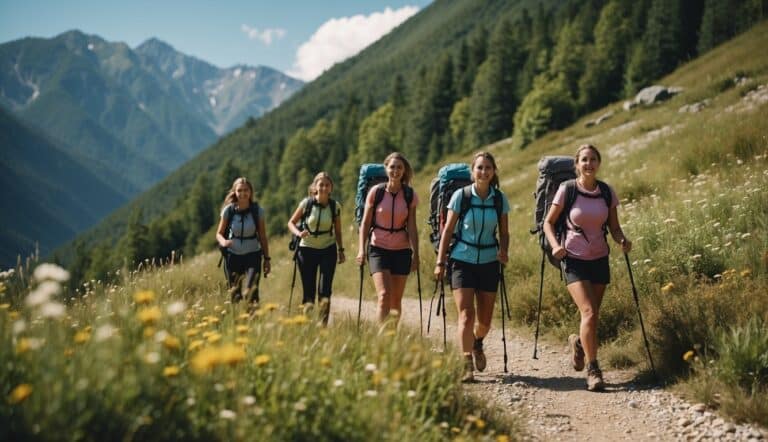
[586,362,605,391]
[461,355,474,383]
[569,334,585,371]
[473,337,487,372]
[318,298,331,326]
[302,302,314,316]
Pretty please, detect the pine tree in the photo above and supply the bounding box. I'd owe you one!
[118,207,149,268]
[184,174,213,254]
[697,0,734,53]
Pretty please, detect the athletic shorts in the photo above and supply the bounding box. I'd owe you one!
[450,259,500,292]
[368,246,412,276]
[564,256,610,285]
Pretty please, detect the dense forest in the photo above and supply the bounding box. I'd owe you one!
[61,0,766,286]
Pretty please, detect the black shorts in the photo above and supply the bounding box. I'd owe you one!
[368,246,412,276]
[564,256,610,285]
[450,260,500,292]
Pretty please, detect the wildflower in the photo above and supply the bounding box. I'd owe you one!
[242,395,256,406]
[333,379,344,388]
[319,356,331,367]
[8,384,32,404]
[16,338,31,354]
[647,267,657,275]
[496,436,511,442]
[206,332,222,344]
[661,283,675,294]
[163,365,181,377]
[431,359,443,369]
[237,313,250,321]
[474,418,486,429]
[33,263,70,283]
[133,290,155,305]
[188,340,204,352]
[0,303,9,309]
[219,344,246,366]
[163,335,181,351]
[143,327,156,339]
[137,306,162,325]
[365,363,377,372]
[254,354,271,367]
[236,325,249,334]
[235,337,250,345]
[294,401,307,412]
[145,352,160,364]
[219,409,237,420]
[406,390,416,398]
[12,320,26,335]
[683,350,695,362]
[364,390,378,397]
[166,301,186,316]
[191,347,220,374]
[74,330,91,344]
[39,302,66,318]
[186,329,200,337]
[264,303,279,311]
[741,269,752,278]
[26,281,61,307]
[741,233,752,239]
[94,324,117,342]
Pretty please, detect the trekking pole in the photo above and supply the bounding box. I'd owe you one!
[533,251,546,359]
[499,263,509,373]
[439,277,447,351]
[357,264,364,329]
[417,269,423,336]
[624,249,656,376]
[427,279,437,334]
[288,252,298,313]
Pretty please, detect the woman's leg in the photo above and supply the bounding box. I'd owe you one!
[566,281,606,363]
[317,246,337,298]
[388,274,408,322]
[372,271,393,322]
[243,253,262,304]
[298,248,320,304]
[474,290,497,339]
[453,288,477,354]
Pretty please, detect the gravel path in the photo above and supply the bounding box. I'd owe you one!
[329,295,766,441]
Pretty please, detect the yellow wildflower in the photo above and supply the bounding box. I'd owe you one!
[185,329,200,337]
[280,314,309,325]
[683,350,695,362]
[8,384,32,404]
[238,313,250,321]
[661,282,675,294]
[15,338,31,354]
[474,418,486,429]
[163,365,181,377]
[740,269,752,278]
[648,267,657,275]
[431,359,443,369]
[9,311,19,320]
[133,290,156,305]
[206,332,222,344]
[143,327,156,339]
[219,344,246,366]
[0,303,10,309]
[236,325,249,334]
[496,436,511,442]
[163,335,181,351]
[205,315,220,324]
[137,306,162,325]
[263,303,279,311]
[188,339,204,352]
[275,340,285,348]
[254,354,271,367]
[190,347,220,374]
[235,337,250,345]
[74,330,91,344]
[319,356,331,367]
[63,348,74,358]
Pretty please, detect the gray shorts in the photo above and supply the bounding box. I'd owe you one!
[564,256,610,285]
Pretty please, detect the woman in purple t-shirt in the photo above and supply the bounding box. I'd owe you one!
[543,144,632,392]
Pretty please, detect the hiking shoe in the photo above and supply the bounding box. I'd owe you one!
[318,298,331,326]
[586,365,605,391]
[569,334,585,371]
[461,355,474,383]
[473,338,487,372]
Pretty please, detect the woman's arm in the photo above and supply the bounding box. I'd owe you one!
[497,213,509,264]
[543,203,566,259]
[287,203,309,238]
[434,209,459,279]
[216,216,232,248]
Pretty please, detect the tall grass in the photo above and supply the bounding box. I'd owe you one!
[0,257,521,440]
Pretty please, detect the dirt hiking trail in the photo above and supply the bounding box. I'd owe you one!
[328,295,766,441]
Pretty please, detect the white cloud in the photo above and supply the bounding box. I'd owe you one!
[289,6,419,81]
[241,24,286,45]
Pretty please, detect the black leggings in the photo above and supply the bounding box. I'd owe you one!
[226,251,262,303]
[297,245,337,304]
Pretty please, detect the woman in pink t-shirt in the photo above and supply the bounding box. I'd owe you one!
[543,144,632,392]
[356,152,420,324]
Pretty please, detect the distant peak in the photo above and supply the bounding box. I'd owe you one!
[135,38,177,55]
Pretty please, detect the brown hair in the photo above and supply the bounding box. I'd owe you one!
[308,172,334,197]
[574,144,602,176]
[471,151,500,189]
[383,152,413,185]
[222,177,255,209]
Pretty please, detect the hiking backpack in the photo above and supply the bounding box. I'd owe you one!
[289,197,338,251]
[353,163,414,231]
[218,202,261,266]
[428,163,473,251]
[530,156,611,268]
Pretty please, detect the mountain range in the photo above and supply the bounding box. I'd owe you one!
[0,30,303,264]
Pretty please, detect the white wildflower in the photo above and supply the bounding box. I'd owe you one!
[364,363,377,372]
[0,269,15,279]
[39,302,66,318]
[293,401,307,412]
[187,397,196,406]
[407,390,417,398]
[166,301,186,316]
[154,330,169,343]
[94,324,117,342]
[643,259,652,264]
[25,337,44,350]
[33,263,70,283]
[242,395,256,406]
[12,320,26,335]
[26,281,61,307]
[691,254,702,260]
[145,352,160,364]
[741,233,752,239]
[364,390,378,397]
[214,383,225,392]
[333,379,344,388]
[219,409,237,420]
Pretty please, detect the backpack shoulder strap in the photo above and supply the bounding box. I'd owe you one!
[459,185,473,220]
[563,179,578,214]
[403,185,414,207]
[492,187,503,223]
[329,198,337,221]
[372,183,387,209]
[596,180,612,207]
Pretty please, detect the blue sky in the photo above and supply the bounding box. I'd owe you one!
[0,0,432,80]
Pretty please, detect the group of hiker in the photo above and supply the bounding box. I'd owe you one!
[215,145,632,391]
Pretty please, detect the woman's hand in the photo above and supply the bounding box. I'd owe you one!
[263,259,271,276]
[497,250,509,265]
[434,263,445,280]
[621,238,632,254]
[552,245,567,260]
[356,253,365,266]
[299,230,310,238]
[338,250,346,264]
[410,254,419,272]
[222,239,233,248]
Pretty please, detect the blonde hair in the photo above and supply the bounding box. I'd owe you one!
[383,152,413,185]
[574,144,602,176]
[222,177,255,209]
[308,172,334,197]
[471,151,500,189]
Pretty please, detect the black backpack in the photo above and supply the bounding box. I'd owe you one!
[218,202,261,266]
[428,163,473,251]
[530,156,611,268]
[289,197,338,251]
